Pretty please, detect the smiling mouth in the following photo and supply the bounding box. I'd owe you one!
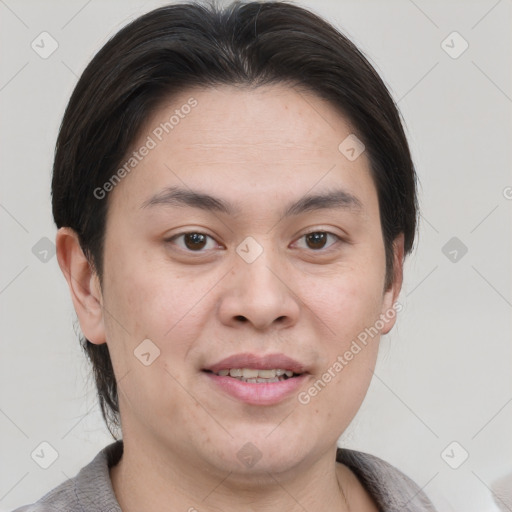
[203,368,302,383]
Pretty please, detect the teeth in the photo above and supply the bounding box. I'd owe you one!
[258,369,277,378]
[216,368,297,381]
[242,369,259,379]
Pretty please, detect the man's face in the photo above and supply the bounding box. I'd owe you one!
[95,84,401,475]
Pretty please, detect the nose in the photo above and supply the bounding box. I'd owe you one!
[217,247,301,331]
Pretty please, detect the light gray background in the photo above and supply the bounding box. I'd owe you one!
[1,0,511,511]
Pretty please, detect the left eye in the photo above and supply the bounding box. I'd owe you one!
[295,231,340,250]
[170,232,218,251]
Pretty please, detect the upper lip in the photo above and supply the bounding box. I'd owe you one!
[205,353,307,374]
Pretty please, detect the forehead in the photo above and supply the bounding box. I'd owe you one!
[155,84,356,158]
[109,83,377,215]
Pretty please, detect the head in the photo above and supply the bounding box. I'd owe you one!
[54,0,417,475]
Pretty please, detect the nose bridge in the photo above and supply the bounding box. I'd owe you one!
[218,235,300,330]
[241,251,283,294]
[236,236,286,299]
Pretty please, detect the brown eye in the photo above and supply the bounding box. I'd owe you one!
[305,232,328,250]
[294,231,341,252]
[168,232,218,252]
[183,233,208,250]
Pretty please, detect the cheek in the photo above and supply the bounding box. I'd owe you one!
[99,254,214,423]
[101,251,217,361]
[305,266,385,338]
[301,275,383,424]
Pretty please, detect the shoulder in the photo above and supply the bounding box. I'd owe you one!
[10,441,123,512]
[10,482,81,512]
[336,447,437,512]
[10,476,82,512]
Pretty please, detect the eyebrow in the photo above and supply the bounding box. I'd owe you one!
[140,186,363,217]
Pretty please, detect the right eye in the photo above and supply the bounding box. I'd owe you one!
[167,232,219,252]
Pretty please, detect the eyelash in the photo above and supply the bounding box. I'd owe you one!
[167,230,343,253]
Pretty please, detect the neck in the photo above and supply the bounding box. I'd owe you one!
[110,437,353,512]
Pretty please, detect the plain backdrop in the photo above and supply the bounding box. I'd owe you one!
[1,1,511,511]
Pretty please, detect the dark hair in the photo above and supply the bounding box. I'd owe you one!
[52,0,418,437]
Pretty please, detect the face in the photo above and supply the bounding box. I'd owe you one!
[75,84,402,477]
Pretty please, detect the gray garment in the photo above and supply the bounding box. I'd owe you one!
[12,440,436,512]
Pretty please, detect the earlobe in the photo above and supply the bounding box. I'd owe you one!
[380,233,405,335]
[56,227,106,345]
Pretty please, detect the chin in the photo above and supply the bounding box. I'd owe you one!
[201,429,316,477]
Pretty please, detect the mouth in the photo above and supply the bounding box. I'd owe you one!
[202,368,302,383]
[202,353,308,405]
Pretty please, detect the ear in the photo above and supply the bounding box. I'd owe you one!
[380,233,405,335]
[56,227,106,345]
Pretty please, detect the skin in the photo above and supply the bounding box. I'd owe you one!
[57,84,404,512]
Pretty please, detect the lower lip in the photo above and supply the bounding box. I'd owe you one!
[204,372,308,405]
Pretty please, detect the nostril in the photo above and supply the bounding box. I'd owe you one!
[234,315,247,322]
